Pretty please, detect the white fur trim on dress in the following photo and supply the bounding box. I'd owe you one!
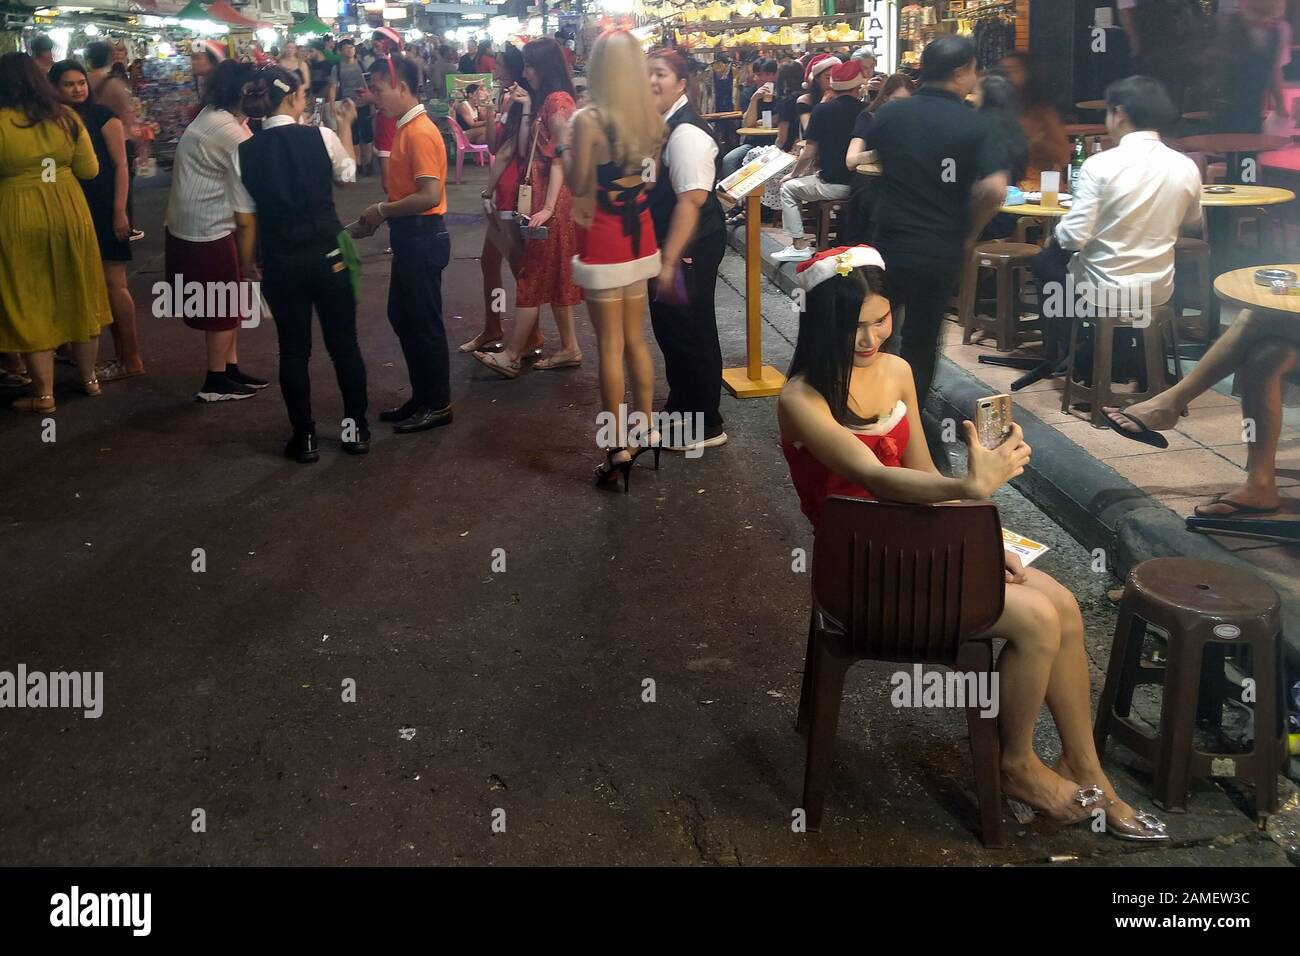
[571,250,662,290]
[846,400,906,436]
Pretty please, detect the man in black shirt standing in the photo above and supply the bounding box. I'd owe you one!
[772,60,865,262]
[860,36,1007,402]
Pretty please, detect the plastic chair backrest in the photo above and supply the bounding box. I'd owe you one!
[813,497,1006,663]
[449,114,484,151]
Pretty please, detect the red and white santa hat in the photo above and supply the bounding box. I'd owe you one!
[193,39,227,63]
[828,60,865,92]
[374,27,405,53]
[803,53,841,89]
[794,245,886,292]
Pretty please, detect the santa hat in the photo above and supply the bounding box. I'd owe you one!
[794,245,886,291]
[193,39,226,63]
[829,60,864,92]
[374,27,404,52]
[803,53,840,89]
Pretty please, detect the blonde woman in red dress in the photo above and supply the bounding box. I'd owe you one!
[474,37,583,377]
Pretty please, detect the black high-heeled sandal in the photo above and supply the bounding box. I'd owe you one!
[629,430,661,471]
[594,447,633,493]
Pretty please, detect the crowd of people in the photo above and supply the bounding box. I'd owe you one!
[11,4,1297,838]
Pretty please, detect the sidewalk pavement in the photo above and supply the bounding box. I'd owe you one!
[734,220,1300,679]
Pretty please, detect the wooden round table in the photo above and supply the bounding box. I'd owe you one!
[1198,184,1295,207]
[1064,123,1106,137]
[702,111,742,121]
[1075,99,1106,112]
[736,127,779,137]
[1214,264,1300,314]
[997,199,1071,217]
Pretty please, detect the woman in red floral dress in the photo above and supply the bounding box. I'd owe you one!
[474,37,584,378]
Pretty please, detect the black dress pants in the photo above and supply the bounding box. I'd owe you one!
[263,245,369,435]
[387,214,451,409]
[885,258,962,403]
[649,228,727,432]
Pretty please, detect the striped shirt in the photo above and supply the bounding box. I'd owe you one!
[164,106,251,242]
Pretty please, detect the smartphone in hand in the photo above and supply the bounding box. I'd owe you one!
[975,394,1013,450]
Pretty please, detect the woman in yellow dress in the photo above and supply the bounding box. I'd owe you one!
[0,52,111,413]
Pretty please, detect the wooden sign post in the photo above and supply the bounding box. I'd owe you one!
[721,190,787,398]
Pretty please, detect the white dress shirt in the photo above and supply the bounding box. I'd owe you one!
[227,114,356,214]
[663,95,718,194]
[1055,130,1201,307]
[164,106,251,242]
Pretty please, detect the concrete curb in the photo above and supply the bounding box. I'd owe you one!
[730,222,1300,670]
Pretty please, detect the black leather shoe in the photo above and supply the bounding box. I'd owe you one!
[393,404,453,434]
[342,425,371,456]
[379,399,418,423]
[285,431,319,463]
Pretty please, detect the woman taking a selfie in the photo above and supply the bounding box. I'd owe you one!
[777,244,1168,842]
[564,29,666,490]
[473,36,583,377]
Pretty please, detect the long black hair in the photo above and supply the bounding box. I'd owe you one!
[522,35,574,106]
[978,72,1028,184]
[201,59,253,112]
[48,59,95,118]
[787,265,891,427]
[241,65,302,120]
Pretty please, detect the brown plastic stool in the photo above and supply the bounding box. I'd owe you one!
[806,198,847,250]
[958,242,1042,352]
[1094,557,1285,820]
[1060,302,1184,427]
[1173,237,1212,342]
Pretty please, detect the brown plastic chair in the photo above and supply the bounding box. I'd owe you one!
[1060,302,1184,427]
[796,497,1008,846]
[1094,557,1285,820]
[958,241,1043,352]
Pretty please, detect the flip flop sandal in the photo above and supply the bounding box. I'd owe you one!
[1102,408,1169,449]
[458,335,504,353]
[472,350,521,379]
[1192,496,1280,518]
[12,395,56,413]
[0,372,31,388]
[534,352,583,371]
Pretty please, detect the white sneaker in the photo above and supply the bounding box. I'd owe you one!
[771,244,813,263]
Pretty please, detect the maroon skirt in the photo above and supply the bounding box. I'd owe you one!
[163,229,250,332]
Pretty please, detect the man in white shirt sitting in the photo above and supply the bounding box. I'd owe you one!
[1031,75,1201,389]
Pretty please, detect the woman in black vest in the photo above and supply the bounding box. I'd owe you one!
[232,66,369,462]
[645,49,728,452]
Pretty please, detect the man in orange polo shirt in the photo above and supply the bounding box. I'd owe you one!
[356,57,452,434]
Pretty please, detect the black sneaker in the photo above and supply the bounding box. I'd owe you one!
[225,364,268,390]
[195,373,257,402]
[129,228,145,242]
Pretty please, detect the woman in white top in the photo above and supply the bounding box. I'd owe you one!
[231,66,368,463]
[164,59,267,402]
[454,83,488,145]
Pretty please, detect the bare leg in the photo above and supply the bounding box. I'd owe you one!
[21,350,55,402]
[462,234,507,351]
[70,337,100,390]
[103,262,143,372]
[206,329,236,374]
[1018,569,1140,826]
[1195,339,1300,514]
[589,295,631,468]
[550,304,582,358]
[498,306,541,366]
[988,583,1089,821]
[1108,308,1300,431]
[622,290,654,445]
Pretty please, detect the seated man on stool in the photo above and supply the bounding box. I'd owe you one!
[771,61,864,263]
[1031,75,1200,385]
[1105,312,1300,518]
